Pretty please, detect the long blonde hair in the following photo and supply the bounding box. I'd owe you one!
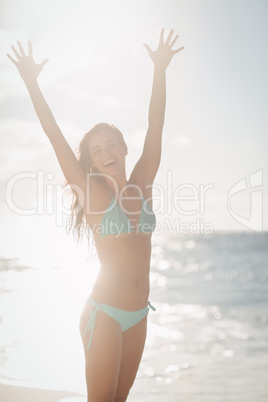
[66,122,127,243]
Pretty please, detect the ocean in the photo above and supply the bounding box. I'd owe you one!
[0,231,267,402]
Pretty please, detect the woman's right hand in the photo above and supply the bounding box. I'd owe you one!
[7,41,49,84]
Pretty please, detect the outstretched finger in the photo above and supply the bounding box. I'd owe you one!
[170,34,179,48]
[28,41,33,57]
[11,45,21,60]
[7,53,18,65]
[165,29,174,45]
[159,28,164,44]
[143,43,153,58]
[39,58,49,70]
[173,46,185,55]
[17,40,26,57]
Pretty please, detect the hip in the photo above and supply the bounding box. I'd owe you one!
[91,271,150,310]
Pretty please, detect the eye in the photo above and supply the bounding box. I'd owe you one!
[108,142,117,149]
[93,148,101,155]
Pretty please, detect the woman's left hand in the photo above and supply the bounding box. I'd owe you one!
[144,28,184,70]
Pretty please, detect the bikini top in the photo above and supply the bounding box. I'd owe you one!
[99,186,156,238]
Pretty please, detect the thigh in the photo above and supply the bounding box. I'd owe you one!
[114,316,147,401]
[80,307,123,401]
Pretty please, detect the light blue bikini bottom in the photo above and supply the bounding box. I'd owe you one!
[83,295,156,350]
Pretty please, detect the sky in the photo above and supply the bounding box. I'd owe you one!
[0,0,267,265]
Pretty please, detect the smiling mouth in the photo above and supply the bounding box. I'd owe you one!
[104,159,117,168]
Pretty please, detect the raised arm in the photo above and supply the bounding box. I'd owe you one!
[7,41,87,195]
[130,29,184,186]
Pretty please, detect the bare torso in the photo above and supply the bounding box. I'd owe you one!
[91,233,152,310]
[84,178,154,310]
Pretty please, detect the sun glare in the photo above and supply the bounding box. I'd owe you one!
[1,229,99,392]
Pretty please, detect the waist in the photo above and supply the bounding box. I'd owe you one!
[92,270,150,310]
[86,295,155,313]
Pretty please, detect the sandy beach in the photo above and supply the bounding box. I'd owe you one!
[0,383,85,402]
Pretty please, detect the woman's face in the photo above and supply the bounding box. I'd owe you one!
[88,130,127,177]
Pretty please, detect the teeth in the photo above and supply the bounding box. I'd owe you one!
[104,159,116,167]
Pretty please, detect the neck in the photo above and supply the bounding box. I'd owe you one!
[104,174,128,194]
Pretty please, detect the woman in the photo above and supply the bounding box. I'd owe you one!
[7,29,184,402]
